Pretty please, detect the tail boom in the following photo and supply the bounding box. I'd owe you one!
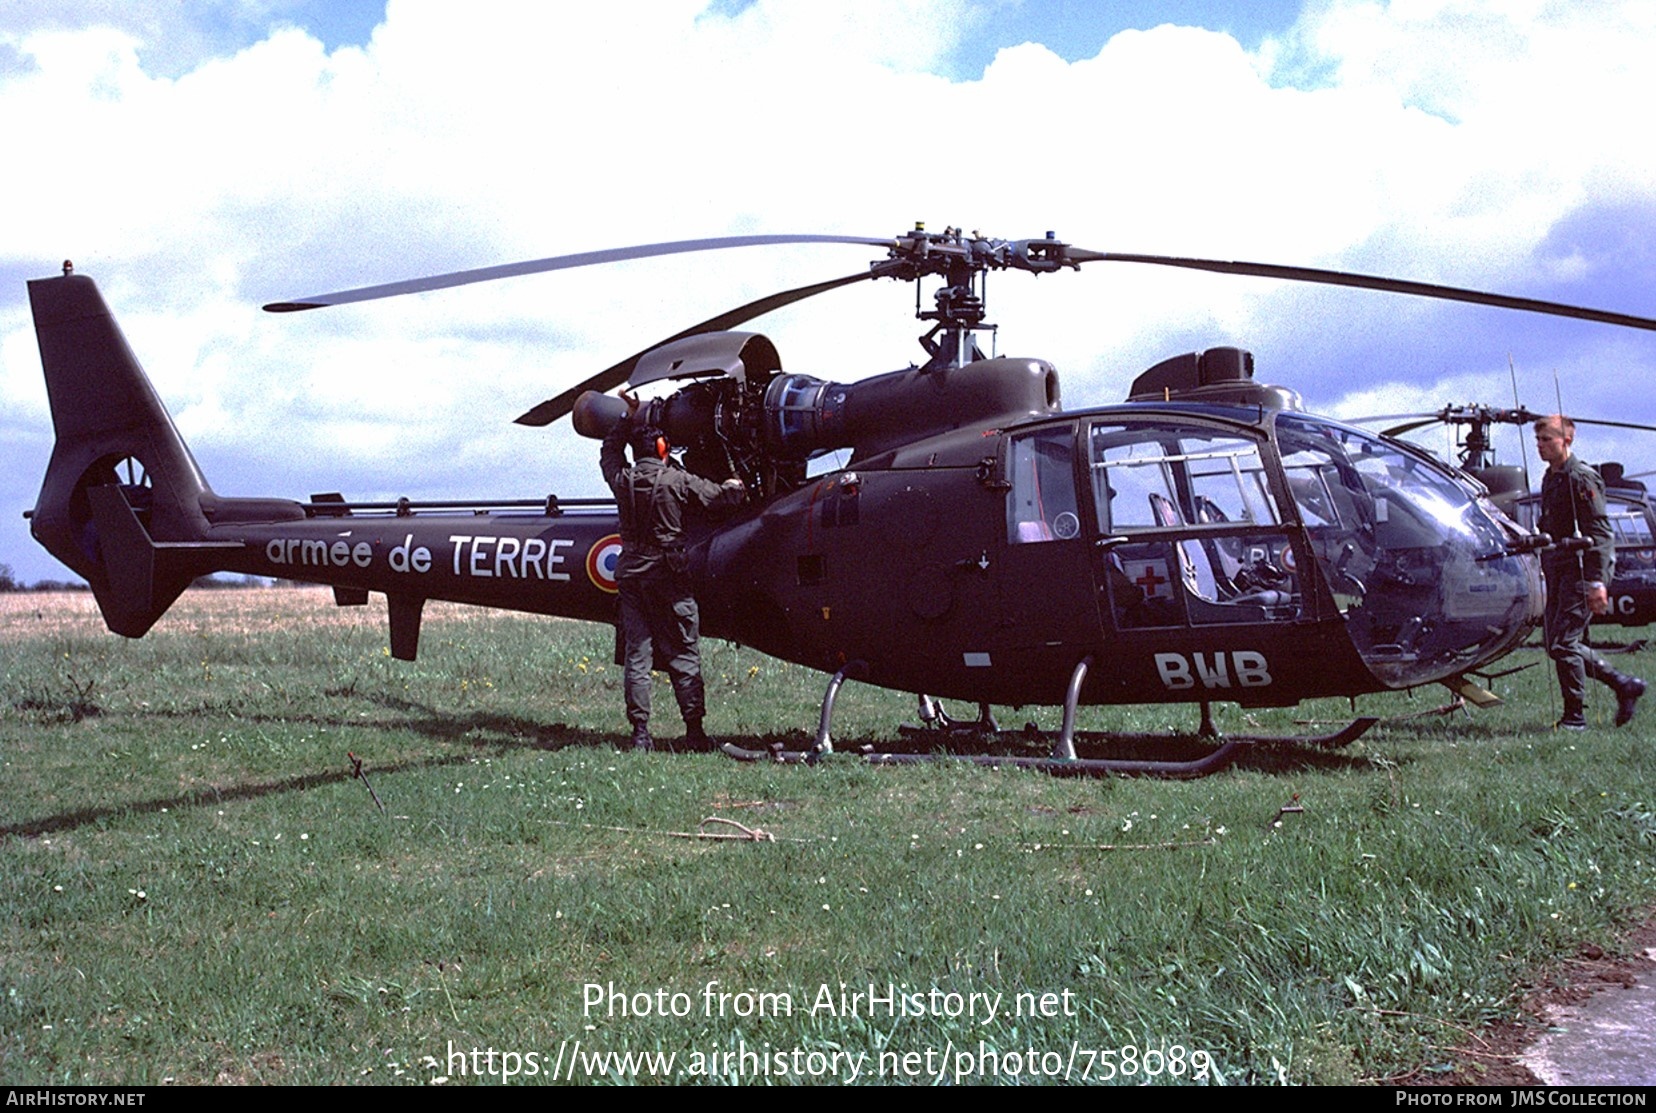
[28,270,629,654]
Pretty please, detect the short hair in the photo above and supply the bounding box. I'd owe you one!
[1533,413,1575,438]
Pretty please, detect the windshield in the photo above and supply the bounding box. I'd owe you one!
[1275,414,1540,687]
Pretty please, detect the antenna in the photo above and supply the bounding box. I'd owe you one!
[1510,354,1531,493]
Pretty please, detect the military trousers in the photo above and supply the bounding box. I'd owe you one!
[1542,565,1617,712]
[617,566,705,729]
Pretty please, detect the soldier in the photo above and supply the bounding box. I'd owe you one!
[1534,414,1646,729]
[600,397,745,752]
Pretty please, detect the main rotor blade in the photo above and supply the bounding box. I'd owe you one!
[1069,250,1656,332]
[1343,411,1441,431]
[264,234,894,312]
[1381,418,1444,438]
[1352,412,1437,424]
[513,269,875,426]
[1369,407,1656,441]
[1573,415,1656,435]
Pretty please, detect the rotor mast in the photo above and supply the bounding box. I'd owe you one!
[874,224,1077,372]
[1454,405,1511,471]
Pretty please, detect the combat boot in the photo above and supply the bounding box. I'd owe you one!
[630,723,655,752]
[1587,660,1648,728]
[682,718,714,753]
[1556,698,1587,731]
[1614,674,1647,727]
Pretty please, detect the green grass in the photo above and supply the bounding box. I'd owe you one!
[3,589,1655,1084]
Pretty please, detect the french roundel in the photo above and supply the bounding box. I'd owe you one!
[587,534,623,593]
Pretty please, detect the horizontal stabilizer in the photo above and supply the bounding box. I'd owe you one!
[85,485,238,637]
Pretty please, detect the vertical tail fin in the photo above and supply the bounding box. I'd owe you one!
[29,271,222,636]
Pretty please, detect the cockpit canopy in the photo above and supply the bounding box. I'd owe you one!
[1003,407,1539,689]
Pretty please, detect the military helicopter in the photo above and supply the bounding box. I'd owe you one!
[1376,404,1656,629]
[1578,463,1656,629]
[26,226,1656,775]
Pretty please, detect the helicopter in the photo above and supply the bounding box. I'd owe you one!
[1375,404,1656,630]
[26,225,1656,776]
[1569,463,1656,629]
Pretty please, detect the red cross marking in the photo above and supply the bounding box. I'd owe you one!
[1135,567,1168,593]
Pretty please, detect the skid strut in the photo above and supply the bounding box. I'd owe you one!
[721,657,1378,777]
[812,659,867,756]
[1051,656,1092,761]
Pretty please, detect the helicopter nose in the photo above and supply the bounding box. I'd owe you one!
[1279,415,1540,691]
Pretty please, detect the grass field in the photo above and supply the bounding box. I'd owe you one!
[3,587,1655,1085]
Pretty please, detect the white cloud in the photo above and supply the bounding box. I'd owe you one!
[4,0,1656,584]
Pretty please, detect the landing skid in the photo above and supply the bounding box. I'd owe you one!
[719,658,1378,778]
[720,717,1376,778]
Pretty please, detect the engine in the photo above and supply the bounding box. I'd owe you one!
[572,330,1062,498]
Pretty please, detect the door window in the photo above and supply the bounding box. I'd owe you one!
[1006,426,1081,544]
[1089,422,1297,627]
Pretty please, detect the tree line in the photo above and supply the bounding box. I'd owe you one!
[0,563,279,592]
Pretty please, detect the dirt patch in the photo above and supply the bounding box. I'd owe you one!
[1397,916,1656,1086]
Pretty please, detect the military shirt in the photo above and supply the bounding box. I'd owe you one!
[600,420,743,577]
[1538,453,1615,585]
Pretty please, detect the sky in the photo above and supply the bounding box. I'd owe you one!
[3,0,1656,586]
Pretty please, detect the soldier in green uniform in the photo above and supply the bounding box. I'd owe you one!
[600,398,745,752]
[1534,414,1646,729]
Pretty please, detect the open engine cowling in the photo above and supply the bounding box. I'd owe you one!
[571,330,1062,491]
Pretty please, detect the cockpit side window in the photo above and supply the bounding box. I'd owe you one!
[1528,495,1654,549]
[1610,500,1655,547]
[1089,424,1279,532]
[1089,421,1298,627]
[1006,426,1081,544]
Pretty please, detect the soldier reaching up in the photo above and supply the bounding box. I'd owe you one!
[600,394,745,752]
